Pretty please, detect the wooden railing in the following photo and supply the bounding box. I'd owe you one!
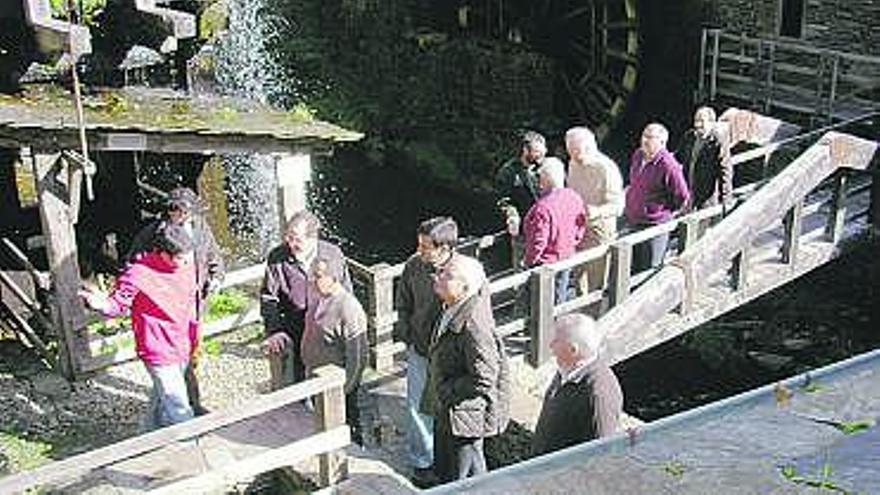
[698,28,880,121]
[0,365,350,494]
[20,109,876,376]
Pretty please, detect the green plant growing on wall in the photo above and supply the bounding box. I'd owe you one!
[779,463,850,493]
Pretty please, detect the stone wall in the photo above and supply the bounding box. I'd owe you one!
[714,0,880,56]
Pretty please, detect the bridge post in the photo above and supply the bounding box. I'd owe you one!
[608,242,632,308]
[366,263,397,372]
[872,169,879,239]
[781,199,803,266]
[825,170,848,244]
[528,266,555,367]
[677,217,702,253]
[315,365,349,486]
[731,244,750,291]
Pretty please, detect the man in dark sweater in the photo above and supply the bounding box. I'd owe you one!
[531,313,623,456]
[394,216,459,485]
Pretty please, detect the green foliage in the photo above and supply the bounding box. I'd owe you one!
[205,288,250,322]
[49,0,106,24]
[0,432,53,473]
[287,103,317,123]
[663,459,686,479]
[779,463,849,493]
[833,419,874,435]
[86,316,131,337]
[201,338,222,357]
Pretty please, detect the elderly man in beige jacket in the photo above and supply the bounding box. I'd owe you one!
[565,126,624,297]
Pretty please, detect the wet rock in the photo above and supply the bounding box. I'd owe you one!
[781,338,812,351]
[748,351,794,371]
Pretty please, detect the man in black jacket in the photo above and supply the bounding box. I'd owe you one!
[531,313,623,456]
[395,217,458,483]
[676,106,733,210]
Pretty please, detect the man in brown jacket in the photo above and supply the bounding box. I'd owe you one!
[428,255,510,482]
[301,257,368,444]
[531,313,623,456]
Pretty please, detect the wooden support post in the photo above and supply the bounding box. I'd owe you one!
[677,217,701,254]
[367,263,397,372]
[781,199,803,266]
[731,244,750,292]
[275,153,311,225]
[32,153,88,378]
[314,365,349,487]
[528,266,554,368]
[608,242,632,308]
[825,170,848,244]
[873,170,880,239]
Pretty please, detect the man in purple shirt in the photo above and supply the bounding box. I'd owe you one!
[523,157,587,302]
[625,123,691,272]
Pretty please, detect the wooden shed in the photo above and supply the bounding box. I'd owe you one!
[0,83,363,379]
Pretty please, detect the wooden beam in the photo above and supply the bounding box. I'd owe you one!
[781,199,803,266]
[146,426,350,495]
[528,266,555,368]
[32,151,87,378]
[0,368,346,494]
[825,170,848,244]
[607,242,632,308]
[366,263,397,372]
[314,366,348,487]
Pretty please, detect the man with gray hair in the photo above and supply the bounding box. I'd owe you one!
[565,126,624,295]
[427,254,510,482]
[625,122,691,271]
[523,157,587,302]
[531,313,623,456]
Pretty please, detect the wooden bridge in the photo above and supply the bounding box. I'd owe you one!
[0,108,877,493]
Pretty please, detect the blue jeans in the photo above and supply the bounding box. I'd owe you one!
[406,346,434,469]
[142,362,194,431]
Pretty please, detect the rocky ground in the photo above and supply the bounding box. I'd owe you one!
[0,324,270,483]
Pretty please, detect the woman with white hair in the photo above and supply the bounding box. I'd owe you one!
[426,254,510,482]
[522,156,587,302]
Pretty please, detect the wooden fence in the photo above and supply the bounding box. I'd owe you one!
[0,365,350,494]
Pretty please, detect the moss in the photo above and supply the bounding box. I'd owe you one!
[0,432,53,473]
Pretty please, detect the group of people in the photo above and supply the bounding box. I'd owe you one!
[496,107,733,301]
[75,104,732,486]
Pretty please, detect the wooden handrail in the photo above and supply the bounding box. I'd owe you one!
[600,131,878,366]
[713,30,880,66]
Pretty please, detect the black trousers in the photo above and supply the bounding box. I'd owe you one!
[434,414,487,482]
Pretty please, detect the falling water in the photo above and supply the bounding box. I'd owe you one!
[208,0,290,263]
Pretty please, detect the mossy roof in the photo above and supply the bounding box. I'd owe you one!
[0,85,363,154]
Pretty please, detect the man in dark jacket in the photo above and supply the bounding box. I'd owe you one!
[260,210,352,387]
[428,255,510,482]
[395,217,459,483]
[126,186,224,416]
[676,106,733,210]
[531,313,623,456]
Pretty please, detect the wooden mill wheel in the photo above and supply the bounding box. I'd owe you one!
[519,0,640,140]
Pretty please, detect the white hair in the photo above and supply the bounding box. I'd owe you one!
[565,126,597,154]
[554,313,602,360]
[644,122,669,145]
[444,254,486,299]
[538,156,566,189]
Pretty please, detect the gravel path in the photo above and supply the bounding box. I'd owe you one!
[0,324,270,479]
